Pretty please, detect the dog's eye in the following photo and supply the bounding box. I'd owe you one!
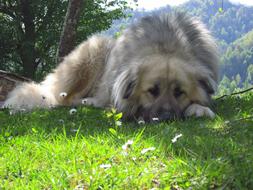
[148,84,160,97]
[174,87,184,98]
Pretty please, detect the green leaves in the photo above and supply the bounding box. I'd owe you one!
[0,0,134,80]
[115,112,123,121]
[109,128,117,136]
[106,108,123,129]
[106,108,123,120]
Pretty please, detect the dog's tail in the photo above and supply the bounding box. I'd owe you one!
[3,35,114,112]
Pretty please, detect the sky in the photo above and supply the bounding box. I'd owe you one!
[135,0,253,10]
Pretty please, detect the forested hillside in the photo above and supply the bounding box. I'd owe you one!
[106,0,253,94]
[219,30,253,94]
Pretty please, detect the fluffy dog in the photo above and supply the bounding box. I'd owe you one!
[3,12,219,121]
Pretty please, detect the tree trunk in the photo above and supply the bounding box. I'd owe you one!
[56,0,84,63]
[19,0,36,79]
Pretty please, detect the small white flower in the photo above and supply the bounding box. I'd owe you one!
[138,119,145,125]
[115,121,122,126]
[69,108,77,115]
[60,92,67,97]
[141,147,156,154]
[225,120,230,124]
[71,128,78,132]
[74,184,85,190]
[152,117,159,121]
[49,104,56,109]
[58,119,64,123]
[81,99,87,104]
[99,164,111,169]
[20,108,26,112]
[122,140,134,150]
[171,133,183,143]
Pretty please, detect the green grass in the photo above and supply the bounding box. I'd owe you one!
[0,94,253,189]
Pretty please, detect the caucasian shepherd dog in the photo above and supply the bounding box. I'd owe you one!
[3,12,219,122]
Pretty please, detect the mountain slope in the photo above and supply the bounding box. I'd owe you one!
[105,0,253,87]
[107,0,253,46]
[221,29,253,82]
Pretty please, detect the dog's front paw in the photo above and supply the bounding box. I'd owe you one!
[184,103,215,119]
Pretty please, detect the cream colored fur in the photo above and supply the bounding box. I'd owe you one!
[3,13,219,121]
[3,35,114,111]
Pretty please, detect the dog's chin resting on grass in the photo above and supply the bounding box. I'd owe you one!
[3,12,219,122]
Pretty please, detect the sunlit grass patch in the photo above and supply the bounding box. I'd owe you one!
[0,94,253,189]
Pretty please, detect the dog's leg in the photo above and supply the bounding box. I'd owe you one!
[43,35,114,106]
[184,103,215,119]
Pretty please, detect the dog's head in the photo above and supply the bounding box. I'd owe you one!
[112,54,217,121]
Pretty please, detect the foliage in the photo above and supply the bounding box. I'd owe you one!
[0,0,136,80]
[221,30,253,81]
[0,93,253,189]
[178,0,253,44]
[0,0,69,79]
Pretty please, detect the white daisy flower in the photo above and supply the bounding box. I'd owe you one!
[152,117,159,121]
[60,92,67,97]
[99,164,111,169]
[115,121,122,126]
[58,119,64,123]
[141,147,156,154]
[81,99,87,104]
[225,120,230,124]
[138,119,145,125]
[69,108,77,115]
[122,140,134,150]
[171,133,183,143]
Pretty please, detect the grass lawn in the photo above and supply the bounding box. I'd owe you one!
[0,93,253,189]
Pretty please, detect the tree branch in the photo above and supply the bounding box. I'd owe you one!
[216,87,253,100]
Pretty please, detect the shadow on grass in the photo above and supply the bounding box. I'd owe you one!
[0,95,252,148]
[1,94,252,137]
[0,95,252,156]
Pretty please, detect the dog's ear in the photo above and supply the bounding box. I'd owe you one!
[121,69,137,99]
[198,77,216,94]
[112,69,137,104]
[123,80,136,99]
